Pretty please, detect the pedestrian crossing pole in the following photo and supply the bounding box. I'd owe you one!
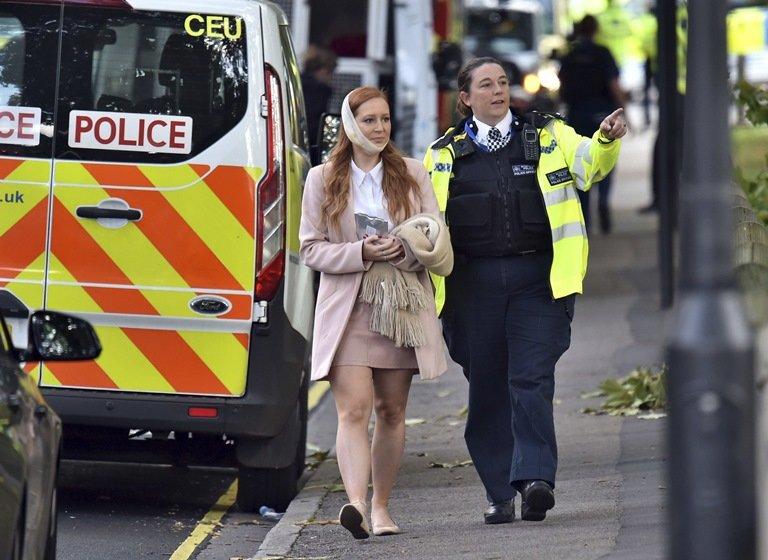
[666,0,756,559]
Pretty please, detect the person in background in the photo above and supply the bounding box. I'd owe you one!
[558,14,627,234]
[301,45,337,165]
[594,0,635,69]
[424,57,627,525]
[635,3,658,130]
[300,87,451,539]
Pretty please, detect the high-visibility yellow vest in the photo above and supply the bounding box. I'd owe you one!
[424,116,621,315]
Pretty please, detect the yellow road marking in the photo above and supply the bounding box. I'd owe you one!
[169,380,330,558]
[169,480,238,560]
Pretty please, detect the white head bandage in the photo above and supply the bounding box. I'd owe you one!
[341,92,387,155]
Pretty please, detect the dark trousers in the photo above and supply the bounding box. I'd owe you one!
[577,171,614,233]
[442,253,575,503]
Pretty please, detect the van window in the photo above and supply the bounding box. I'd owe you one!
[0,5,60,159]
[57,8,248,163]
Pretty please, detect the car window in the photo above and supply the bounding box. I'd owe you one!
[57,7,248,163]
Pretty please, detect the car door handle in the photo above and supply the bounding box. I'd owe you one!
[76,206,142,221]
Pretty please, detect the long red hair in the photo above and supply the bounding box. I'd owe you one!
[320,87,421,230]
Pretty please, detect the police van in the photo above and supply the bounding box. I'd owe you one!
[0,0,314,511]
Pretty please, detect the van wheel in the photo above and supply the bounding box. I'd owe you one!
[237,465,297,513]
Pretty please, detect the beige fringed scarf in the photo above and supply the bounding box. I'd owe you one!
[360,214,453,347]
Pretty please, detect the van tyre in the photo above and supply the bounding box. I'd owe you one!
[236,373,309,513]
[237,465,297,513]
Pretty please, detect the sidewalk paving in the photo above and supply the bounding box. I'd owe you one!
[254,127,671,559]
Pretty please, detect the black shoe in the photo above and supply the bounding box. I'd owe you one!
[520,480,555,521]
[483,500,515,524]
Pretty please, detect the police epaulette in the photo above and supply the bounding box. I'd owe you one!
[529,111,563,128]
[451,135,475,158]
[431,127,458,150]
[430,128,475,158]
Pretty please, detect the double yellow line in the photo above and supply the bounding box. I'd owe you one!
[169,382,329,559]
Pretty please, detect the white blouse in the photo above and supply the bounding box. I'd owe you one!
[351,159,391,237]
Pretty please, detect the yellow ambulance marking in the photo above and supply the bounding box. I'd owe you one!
[138,165,254,290]
[178,330,247,395]
[96,327,176,392]
[6,159,51,183]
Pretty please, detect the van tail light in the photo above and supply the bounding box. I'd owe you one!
[255,66,286,302]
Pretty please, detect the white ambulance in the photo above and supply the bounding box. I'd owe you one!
[0,0,314,511]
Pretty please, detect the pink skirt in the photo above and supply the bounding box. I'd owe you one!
[331,298,418,370]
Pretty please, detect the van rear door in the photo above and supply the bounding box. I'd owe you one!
[43,3,259,396]
[0,3,60,333]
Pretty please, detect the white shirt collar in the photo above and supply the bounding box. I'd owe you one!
[474,110,513,146]
[351,158,383,188]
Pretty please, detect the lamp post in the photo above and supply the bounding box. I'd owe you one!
[666,1,756,559]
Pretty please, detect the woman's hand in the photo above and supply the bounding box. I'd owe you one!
[599,107,629,140]
[362,235,405,262]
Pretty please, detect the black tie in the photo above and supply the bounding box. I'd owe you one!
[487,127,505,152]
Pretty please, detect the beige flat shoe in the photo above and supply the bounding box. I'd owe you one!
[372,522,401,536]
[339,501,370,540]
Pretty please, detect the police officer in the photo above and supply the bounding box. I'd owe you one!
[424,57,627,524]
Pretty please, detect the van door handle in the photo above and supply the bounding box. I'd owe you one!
[76,206,142,221]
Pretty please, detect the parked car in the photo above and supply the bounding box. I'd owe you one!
[0,309,101,560]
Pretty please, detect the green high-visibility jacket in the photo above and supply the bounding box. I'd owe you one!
[424,113,621,315]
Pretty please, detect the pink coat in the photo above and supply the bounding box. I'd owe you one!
[299,157,448,382]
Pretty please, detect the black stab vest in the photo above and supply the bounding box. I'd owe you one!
[445,123,552,257]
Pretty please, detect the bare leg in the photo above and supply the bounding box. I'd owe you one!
[370,369,413,531]
[329,365,374,505]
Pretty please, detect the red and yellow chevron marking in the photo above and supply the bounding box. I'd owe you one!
[0,159,50,286]
[51,161,260,293]
[41,326,248,395]
[2,159,258,395]
[0,158,51,311]
[40,263,248,395]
